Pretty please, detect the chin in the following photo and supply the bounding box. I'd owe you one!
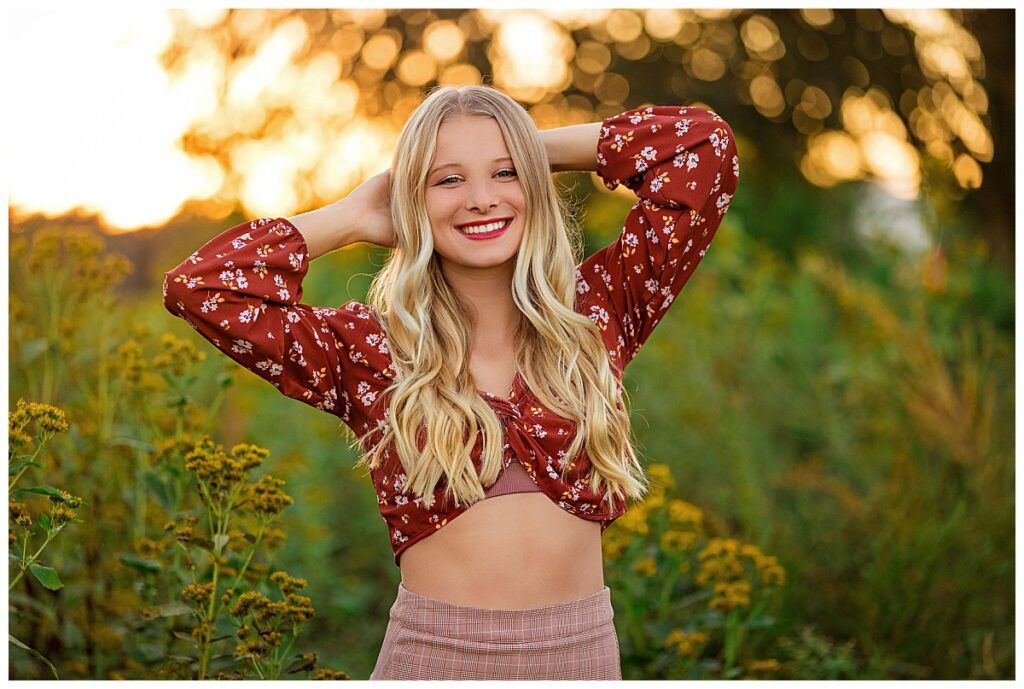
[437,234,523,269]
[462,253,518,270]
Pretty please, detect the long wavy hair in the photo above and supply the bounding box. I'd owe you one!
[350,85,649,511]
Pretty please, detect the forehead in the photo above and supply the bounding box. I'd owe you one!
[432,115,511,165]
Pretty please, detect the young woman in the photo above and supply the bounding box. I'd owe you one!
[163,85,739,680]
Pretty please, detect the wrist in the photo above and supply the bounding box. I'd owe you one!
[328,198,362,247]
[540,122,601,173]
[289,200,357,261]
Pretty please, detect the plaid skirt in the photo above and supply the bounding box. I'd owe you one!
[369,582,621,680]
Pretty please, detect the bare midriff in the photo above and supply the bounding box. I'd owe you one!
[398,492,606,610]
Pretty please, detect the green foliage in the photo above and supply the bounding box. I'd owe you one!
[602,465,788,680]
[8,398,79,678]
[8,228,351,681]
[6,181,1013,679]
[623,209,1012,679]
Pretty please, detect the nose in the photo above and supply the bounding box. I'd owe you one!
[465,180,499,212]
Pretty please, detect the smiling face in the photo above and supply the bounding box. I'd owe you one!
[424,114,526,273]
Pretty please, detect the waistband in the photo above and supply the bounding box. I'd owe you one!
[390,582,614,643]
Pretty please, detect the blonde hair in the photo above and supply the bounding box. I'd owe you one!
[351,85,648,511]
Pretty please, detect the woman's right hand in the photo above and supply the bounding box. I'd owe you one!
[344,169,397,248]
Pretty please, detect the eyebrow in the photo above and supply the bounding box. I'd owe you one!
[429,157,513,176]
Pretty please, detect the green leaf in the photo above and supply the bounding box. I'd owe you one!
[144,471,175,511]
[11,485,63,500]
[118,553,162,573]
[165,655,198,666]
[9,634,60,679]
[141,601,193,620]
[8,457,42,475]
[28,564,63,591]
[285,653,318,674]
[171,630,199,646]
[37,512,51,531]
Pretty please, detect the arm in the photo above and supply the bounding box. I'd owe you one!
[570,105,740,374]
[288,169,396,259]
[161,213,391,434]
[286,199,356,261]
[539,122,602,173]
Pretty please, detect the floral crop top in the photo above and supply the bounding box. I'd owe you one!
[162,105,739,567]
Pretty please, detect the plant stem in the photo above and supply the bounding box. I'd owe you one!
[10,531,56,590]
[197,555,221,679]
[273,630,299,680]
[9,444,45,491]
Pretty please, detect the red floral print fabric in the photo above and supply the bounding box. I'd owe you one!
[162,105,739,567]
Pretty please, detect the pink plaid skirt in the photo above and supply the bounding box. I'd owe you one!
[369,582,621,680]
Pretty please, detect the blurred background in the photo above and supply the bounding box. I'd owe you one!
[7,7,1013,681]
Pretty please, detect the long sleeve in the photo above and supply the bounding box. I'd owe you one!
[161,217,391,435]
[575,105,739,374]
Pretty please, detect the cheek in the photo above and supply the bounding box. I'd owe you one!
[426,195,457,225]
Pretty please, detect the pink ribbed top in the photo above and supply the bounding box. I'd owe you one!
[483,459,543,498]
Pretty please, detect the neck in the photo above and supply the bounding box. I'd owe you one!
[440,257,521,345]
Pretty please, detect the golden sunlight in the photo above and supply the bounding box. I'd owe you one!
[488,12,573,102]
[9,9,215,232]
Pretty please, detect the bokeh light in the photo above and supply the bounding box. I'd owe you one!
[7,7,1001,232]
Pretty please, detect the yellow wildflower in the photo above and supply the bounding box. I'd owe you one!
[746,658,780,673]
[10,399,70,436]
[171,514,200,543]
[182,582,214,608]
[760,560,786,587]
[231,590,271,619]
[115,339,146,385]
[48,488,84,508]
[231,444,270,471]
[709,580,752,610]
[284,593,317,624]
[271,571,308,595]
[184,435,248,498]
[9,500,32,527]
[615,505,650,535]
[151,433,194,466]
[602,533,627,560]
[152,332,207,377]
[667,499,703,529]
[632,556,657,576]
[663,628,709,658]
[8,428,33,450]
[234,637,272,660]
[249,475,294,516]
[263,526,287,549]
[661,529,697,553]
[51,503,78,527]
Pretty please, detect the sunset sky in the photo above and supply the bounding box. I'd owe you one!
[7,4,963,249]
[9,8,231,231]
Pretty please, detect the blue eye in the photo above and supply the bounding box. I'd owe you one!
[436,169,517,186]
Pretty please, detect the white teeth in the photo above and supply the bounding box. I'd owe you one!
[458,219,507,234]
